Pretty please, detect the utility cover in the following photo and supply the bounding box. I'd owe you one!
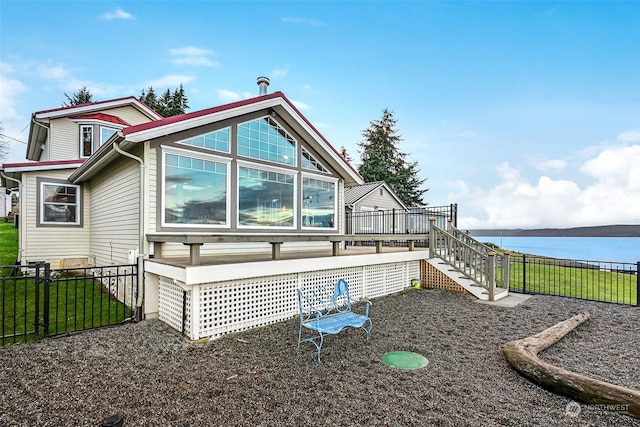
[381,351,428,370]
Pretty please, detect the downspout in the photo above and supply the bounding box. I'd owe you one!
[0,171,23,262]
[113,139,145,321]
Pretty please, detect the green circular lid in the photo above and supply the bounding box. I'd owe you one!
[381,351,428,369]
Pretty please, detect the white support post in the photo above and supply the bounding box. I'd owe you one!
[189,286,200,340]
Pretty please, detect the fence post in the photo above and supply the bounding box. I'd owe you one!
[34,263,41,339]
[428,217,436,259]
[503,251,511,292]
[43,262,50,337]
[636,262,639,307]
[522,254,527,293]
[392,208,396,234]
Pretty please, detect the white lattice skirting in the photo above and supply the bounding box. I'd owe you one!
[158,260,420,341]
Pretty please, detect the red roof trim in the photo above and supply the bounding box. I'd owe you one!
[123,92,286,136]
[35,96,141,116]
[70,113,130,126]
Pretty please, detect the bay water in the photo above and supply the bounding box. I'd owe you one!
[475,236,640,265]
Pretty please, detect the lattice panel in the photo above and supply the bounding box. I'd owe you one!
[197,273,299,339]
[159,277,188,332]
[363,263,387,298]
[385,262,409,295]
[408,260,421,283]
[421,260,471,295]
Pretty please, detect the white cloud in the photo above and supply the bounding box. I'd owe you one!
[301,84,311,90]
[291,99,310,110]
[535,159,566,174]
[217,89,241,102]
[271,67,289,78]
[456,143,640,229]
[169,46,217,67]
[102,9,135,20]
[144,75,196,89]
[618,130,640,143]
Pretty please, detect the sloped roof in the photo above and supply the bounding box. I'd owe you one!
[71,91,363,186]
[344,181,407,210]
[70,113,130,126]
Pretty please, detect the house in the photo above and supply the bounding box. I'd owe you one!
[1,78,435,341]
[344,181,407,234]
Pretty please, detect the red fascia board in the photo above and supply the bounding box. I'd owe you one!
[123,92,287,136]
[70,113,130,126]
[35,96,140,116]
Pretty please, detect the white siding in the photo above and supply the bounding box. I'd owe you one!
[356,187,405,212]
[106,106,156,126]
[21,170,90,269]
[89,153,141,266]
[48,118,79,161]
[146,143,157,233]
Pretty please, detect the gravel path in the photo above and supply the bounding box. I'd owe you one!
[1,290,638,426]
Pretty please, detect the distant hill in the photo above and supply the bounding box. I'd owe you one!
[468,224,640,237]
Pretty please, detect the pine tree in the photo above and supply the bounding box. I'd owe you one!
[357,109,428,206]
[139,85,188,117]
[139,86,159,112]
[339,145,354,163]
[63,86,94,107]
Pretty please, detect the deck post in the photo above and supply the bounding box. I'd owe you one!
[185,243,203,266]
[271,242,283,260]
[487,251,496,301]
[332,241,341,256]
[375,241,382,253]
[428,217,436,259]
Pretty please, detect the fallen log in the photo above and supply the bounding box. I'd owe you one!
[503,312,640,419]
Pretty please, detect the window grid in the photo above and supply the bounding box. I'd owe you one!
[301,147,329,173]
[177,128,230,153]
[237,117,296,166]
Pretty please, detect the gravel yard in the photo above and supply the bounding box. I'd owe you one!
[1,289,638,427]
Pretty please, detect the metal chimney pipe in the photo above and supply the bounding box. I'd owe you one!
[257,76,270,95]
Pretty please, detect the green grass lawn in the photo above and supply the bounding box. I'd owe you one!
[503,252,638,305]
[1,222,133,345]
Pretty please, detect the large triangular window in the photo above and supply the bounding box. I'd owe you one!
[177,127,230,153]
[237,117,296,166]
[301,147,329,173]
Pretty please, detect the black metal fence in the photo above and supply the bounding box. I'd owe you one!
[345,203,457,235]
[509,255,638,306]
[1,262,137,346]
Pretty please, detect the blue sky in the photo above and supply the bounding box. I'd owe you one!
[1,1,639,229]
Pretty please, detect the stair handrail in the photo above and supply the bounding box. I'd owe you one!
[428,218,510,300]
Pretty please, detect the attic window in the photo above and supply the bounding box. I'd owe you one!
[100,127,117,144]
[301,147,329,173]
[237,117,296,166]
[176,127,230,153]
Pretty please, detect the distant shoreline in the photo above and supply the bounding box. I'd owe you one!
[467,224,640,238]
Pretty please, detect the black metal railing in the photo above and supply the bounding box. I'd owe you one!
[345,203,457,235]
[509,255,638,306]
[1,262,137,346]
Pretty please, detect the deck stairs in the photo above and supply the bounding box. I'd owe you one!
[427,220,510,301]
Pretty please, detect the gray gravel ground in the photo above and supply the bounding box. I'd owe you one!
[1,289,639,427]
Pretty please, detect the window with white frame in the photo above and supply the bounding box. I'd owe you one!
[163,149,229,226]
[237,117,296,166]
[238,164,295,228]
[80,125,93,157]
[39,181,81,225]
[301,147,329,173]
[100,127,117,145]
[302,176,336,228]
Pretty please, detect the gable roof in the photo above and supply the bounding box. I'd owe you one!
[72,92,363,186]
[344,181,407,210]
[26,97,162,161]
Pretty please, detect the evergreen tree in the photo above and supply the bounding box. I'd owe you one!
[139,86,159,112]
[139,84,189,117]
[357,109,428,206]
[339,145,354,163]
[63,86,94,107]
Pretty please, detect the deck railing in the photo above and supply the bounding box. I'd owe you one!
[428,219,509,300]
[345,203,457,235]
